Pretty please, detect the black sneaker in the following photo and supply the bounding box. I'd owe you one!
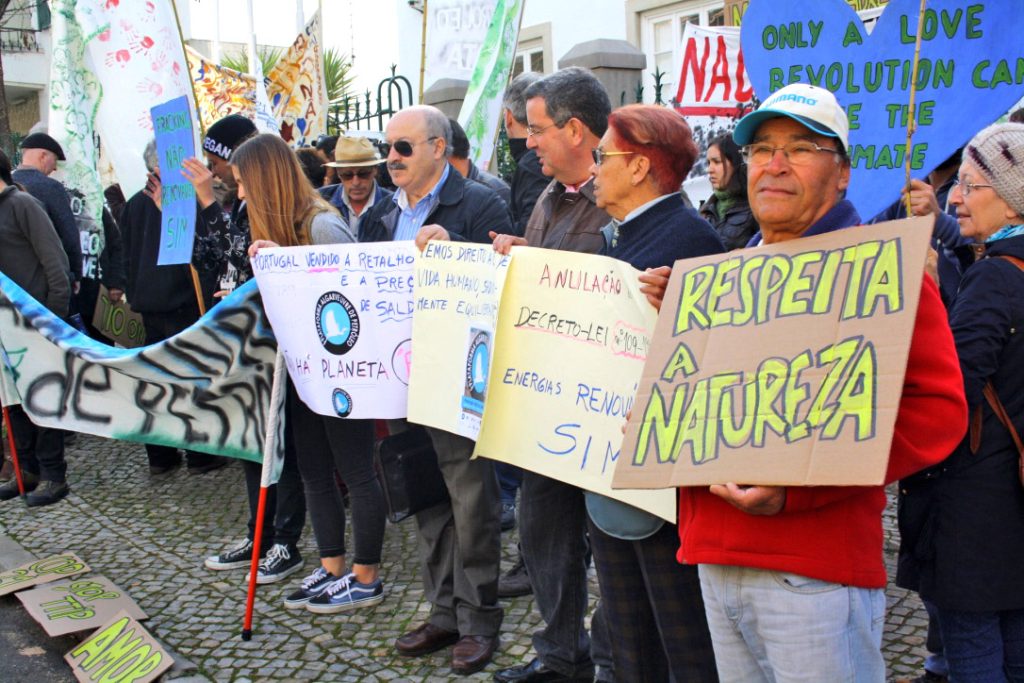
[0,473,39,501]
[254,543,302,584]
[205,538,258,571]
[25,480,69,508]
[283,566,338,609]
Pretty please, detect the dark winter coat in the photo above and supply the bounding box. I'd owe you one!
[900,234,1024,612]
[509,147,547,238]
[12,166,83,281]
[698,193,758,252]
[607,195,725,271]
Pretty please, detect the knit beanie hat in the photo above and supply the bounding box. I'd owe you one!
[965,122,1024,216]
[203,115,257,161]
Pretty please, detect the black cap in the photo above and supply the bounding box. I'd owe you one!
[20,133,66,161]
[203,114,258,161]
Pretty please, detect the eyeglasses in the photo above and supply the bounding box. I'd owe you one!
[338,169,375,181]
[740,141,841,166]
[526,122,560,138]
[382,137,438,158]
[954,178,994,197]
[591,148,636,166]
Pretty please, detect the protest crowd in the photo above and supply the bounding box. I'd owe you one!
[3,5,1024,683]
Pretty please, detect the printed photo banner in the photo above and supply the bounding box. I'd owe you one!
[614,217,932,489]
[0,276,285,471]
[474,247,676,522]
[267,10,328,146]
[252,241,417,419]
[66,611,173,683]
[408,242,511,439]
[740,0,1024,220]
[152,96,198,266]
[0,554,90,598]
[18,575,146,637]
[457,0,525,168]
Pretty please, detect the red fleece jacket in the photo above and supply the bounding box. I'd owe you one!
[676,276,967,588]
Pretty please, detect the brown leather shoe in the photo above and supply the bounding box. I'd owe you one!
[451,635,497,675]
[395,622,459,657]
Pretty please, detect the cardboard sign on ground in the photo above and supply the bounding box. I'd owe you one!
[65,610,172,683]
[0,553,89,597]
[614,217,932,488]
[18,575,146,637]
[92,285,145,348]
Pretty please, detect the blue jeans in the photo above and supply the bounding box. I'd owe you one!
[698,564,885,682]
[495,462,522,506]
[938,606,1024,682]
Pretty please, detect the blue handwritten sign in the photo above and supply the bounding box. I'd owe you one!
[740,0,1024,221]
[151,96,197,265]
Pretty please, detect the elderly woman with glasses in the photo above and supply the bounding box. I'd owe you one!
[904,122,1024,682]
[586,104,724,682]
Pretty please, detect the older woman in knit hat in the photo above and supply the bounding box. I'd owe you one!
[909,122,1024,681]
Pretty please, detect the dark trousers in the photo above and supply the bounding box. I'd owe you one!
[241,394,305,548]
[495,462,522,505]
[141,307,215,469]
[519,471,612,677]
[417,427,502,637]
[289,387,385,564]
[6,405,67,482]
[588,520,718,682]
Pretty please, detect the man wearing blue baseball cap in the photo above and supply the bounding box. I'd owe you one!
[648,82,969,682]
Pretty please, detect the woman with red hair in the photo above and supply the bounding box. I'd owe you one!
[588,104,724,681]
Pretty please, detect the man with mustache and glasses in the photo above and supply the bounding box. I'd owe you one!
[320,135,393,235]
[360,105,512,676]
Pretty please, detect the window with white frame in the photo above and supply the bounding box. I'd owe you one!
[512,47,544,79]
[640,1,725,104]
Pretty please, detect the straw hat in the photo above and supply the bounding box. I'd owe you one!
[324,136,385,168]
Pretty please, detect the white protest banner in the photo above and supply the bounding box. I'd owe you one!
[66,611,173,683]
[252,242,417,419]
[423,0,500,90]
[674,23,754,118]
[408,242,510,439]
[18,576,146,637]
[474,247,676,521]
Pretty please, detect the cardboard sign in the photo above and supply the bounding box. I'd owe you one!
[151,95,197,266]
[18,575,146,637]
[408,242,511,439]
[474,247,675,521]
[740,0,1024,221]
[91,285,145,348]
[65,610,172,683]
[0,553,89,597]
[614,218,932,489]
[252,241,417,419]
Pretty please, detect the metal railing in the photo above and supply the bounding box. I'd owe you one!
[0,28,42,53]
[327,65,414,133]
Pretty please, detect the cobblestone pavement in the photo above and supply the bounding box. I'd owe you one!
[0,435,930,682]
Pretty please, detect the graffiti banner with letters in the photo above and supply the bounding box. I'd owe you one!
[66,611,172,683]
[473,247,675,521]
[252,242,416,419]
[0,276,285,470]
[186,45,258,132]
[19,576,145,637]
[267,10,328,146]
[424,0,500,90]
[408,242,510,439]
[614,218,932,489]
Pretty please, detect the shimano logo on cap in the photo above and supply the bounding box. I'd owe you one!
[767,93,818,107]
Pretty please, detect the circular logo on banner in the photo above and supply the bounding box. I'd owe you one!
[465,330,490,401]
[332,388,353,417]
[315,292,359,355]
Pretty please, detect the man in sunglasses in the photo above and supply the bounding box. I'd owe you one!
[320,135,392,235]
[361,105,512,676]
